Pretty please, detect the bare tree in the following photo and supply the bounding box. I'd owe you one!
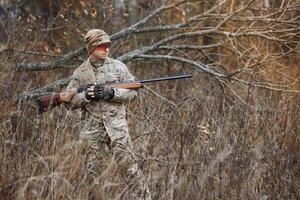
[14,0,300,100]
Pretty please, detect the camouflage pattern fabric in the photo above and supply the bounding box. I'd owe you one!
[66,56,151,199]
[67,56,137,141]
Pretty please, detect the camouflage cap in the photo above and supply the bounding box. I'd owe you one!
[84,29,111,53]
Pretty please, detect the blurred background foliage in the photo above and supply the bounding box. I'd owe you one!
[0,0,299,199]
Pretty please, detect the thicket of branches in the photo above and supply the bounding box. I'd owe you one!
[0,0,299,199]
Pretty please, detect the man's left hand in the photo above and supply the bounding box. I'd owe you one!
[85,84,114,101]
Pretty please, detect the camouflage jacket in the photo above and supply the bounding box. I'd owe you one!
[66,57,137,141]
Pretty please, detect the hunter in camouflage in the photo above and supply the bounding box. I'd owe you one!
[66,29,151,199]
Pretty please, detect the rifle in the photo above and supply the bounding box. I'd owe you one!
[36,74,192,114]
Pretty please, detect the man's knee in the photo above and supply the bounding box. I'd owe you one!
[111,136,136,164]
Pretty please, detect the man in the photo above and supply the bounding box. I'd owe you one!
[66,29,151,199]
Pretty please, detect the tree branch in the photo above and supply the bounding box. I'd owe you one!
[17,77,71,101]
[16,48,86,71]
[133,54,225,77]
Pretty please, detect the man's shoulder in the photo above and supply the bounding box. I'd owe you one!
[108,58,127,69]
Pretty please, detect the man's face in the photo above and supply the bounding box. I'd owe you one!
[91,43,111,60]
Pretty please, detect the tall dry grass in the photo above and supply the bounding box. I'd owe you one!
[1,72,299,199]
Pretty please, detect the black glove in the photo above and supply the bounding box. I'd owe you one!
[85,84,114,101]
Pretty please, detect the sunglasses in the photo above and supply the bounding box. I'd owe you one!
[95,43,111,51]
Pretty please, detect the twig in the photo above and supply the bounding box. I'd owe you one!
[158,43,222,51]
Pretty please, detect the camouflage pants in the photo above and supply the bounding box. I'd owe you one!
[79,119,151,200]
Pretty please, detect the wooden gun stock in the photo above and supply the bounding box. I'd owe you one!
[35,88,78,114]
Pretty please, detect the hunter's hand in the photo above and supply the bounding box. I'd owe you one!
[85,84,114,101]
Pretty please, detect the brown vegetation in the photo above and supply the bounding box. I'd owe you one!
[0,0,299,199]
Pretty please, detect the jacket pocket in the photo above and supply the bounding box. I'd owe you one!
[80,73,96,84]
